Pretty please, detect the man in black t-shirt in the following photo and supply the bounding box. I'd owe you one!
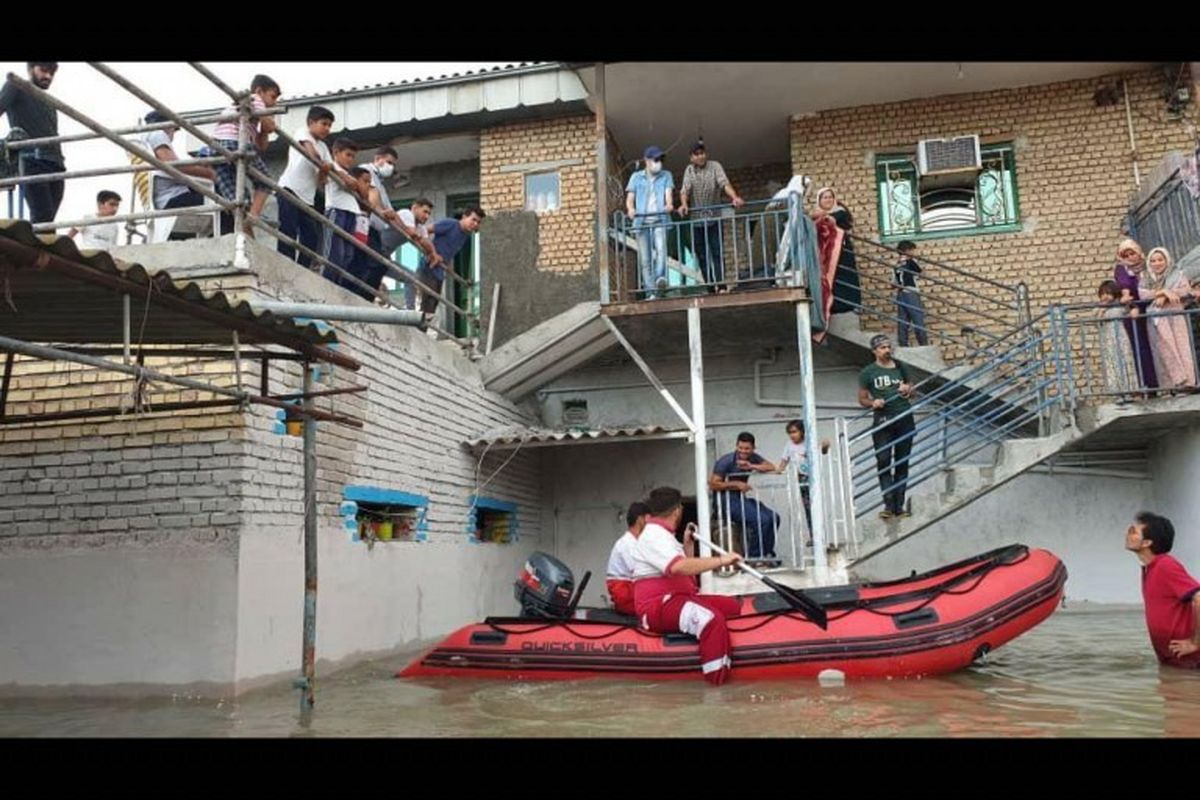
[857,334,916,519]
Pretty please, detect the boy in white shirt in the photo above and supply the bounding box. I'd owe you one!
[68,190,121,251]
[277,105,334,267]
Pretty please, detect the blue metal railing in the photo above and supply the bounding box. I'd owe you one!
[1057,301,1200,400]
[605,194,822,316]
[838,309,1072,518]
[839,233,1033,362]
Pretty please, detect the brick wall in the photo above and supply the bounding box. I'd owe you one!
[480,114,597,272]
[789,66,1197,338]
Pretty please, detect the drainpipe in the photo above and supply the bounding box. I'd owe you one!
[1123,79,1142,189]
[754,348,798,407]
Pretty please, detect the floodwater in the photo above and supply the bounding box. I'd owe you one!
[2,607,1197,737]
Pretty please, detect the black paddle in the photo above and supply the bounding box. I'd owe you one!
[696,534,828,629]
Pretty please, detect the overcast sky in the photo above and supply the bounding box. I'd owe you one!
[1,61,507,225]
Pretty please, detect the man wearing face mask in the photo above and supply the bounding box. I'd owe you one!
[625,145,675,300]
[360,146,404,293]
[0,63,66,224]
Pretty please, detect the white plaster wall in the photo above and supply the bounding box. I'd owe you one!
[0,543,238,691]
[852,471,1153,604]
[1149,422,1200,573]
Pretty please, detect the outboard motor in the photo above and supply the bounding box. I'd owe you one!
[514,552,575,618]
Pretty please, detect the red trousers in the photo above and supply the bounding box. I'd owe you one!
[641,593,741,685]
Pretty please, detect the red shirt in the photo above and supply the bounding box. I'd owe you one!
[1141,554,1200,667]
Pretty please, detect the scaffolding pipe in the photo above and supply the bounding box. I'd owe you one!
[122,295,131,365]
[187,62,244,102]
[248,301,427,327]
[0,157,226,189]
[0,335,360,427]
[30,204,225,233]
[689,305,714,594]
[4,109,282,151]
[300,362,317,713]
[3,73,236,220]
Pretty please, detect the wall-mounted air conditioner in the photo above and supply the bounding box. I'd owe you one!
[917,135,982,176]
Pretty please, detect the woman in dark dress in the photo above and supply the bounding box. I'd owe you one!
[813,187,861,313]
[1112,238,1158,390]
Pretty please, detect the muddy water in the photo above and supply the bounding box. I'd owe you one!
[2,608,1197,737]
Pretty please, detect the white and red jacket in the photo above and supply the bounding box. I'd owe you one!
[630,517,739,686]
[605,530,639,615]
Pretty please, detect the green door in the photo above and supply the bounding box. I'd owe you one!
[446,192,480,340]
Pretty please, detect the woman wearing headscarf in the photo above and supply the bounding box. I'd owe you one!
[1139,246,1198,389]
[811,187,862,314]
[1112,239,1158,389]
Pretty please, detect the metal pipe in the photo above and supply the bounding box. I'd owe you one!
[0,397,245,425]
[486,283,501,355]
[594,63,610,303]
[3,73,236,219]
[538,364,854,396]
[30,204,225,233]
[188,62,244,102]
[0,351,13,420]
[248,301,425,327]
[3,110,282,151]
[233,95,249,246]
[1123,79,1142,189]
[796,300,828,577]
[300,362,317,713]
[122,295,131,366]
[688,305,714,594]
[0,157,226,189]
[0,334,361,427]
[602,316,695,432]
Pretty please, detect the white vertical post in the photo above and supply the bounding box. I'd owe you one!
[688,304,713,594]
[796,301,829,579]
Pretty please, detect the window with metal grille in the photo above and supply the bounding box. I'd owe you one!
[876,143,1020,239]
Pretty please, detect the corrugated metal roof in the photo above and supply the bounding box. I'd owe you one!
[283,62,551,102]
[465,424,691,451]
[0,220,351,362]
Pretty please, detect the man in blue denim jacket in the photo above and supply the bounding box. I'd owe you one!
[625,145,675,299]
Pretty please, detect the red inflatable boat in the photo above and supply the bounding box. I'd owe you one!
[399,544,1066,681]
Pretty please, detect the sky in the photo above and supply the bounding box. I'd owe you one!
[0,62,507,225]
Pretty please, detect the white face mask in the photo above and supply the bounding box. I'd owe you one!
[377,163,395,178]
[646,160,662,175]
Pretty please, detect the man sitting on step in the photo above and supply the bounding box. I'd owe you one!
[710,431,782,567]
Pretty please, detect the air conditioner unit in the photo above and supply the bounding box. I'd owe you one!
[917,135,982,176]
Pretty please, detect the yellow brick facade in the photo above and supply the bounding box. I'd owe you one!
[480,114,597,272]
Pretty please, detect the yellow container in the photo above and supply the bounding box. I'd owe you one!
[286,419,303,437]
[378,520,394,541]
